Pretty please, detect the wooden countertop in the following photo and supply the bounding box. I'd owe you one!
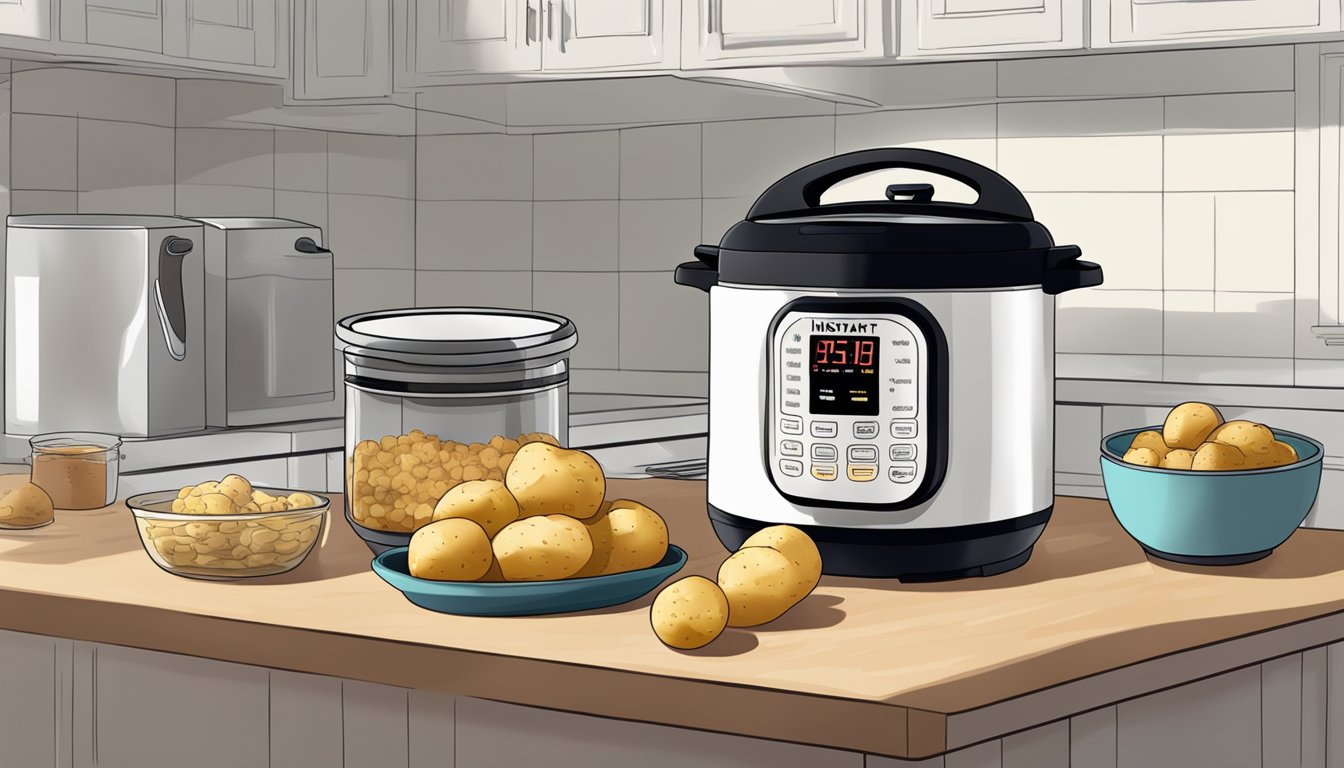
[3,474,1344,759]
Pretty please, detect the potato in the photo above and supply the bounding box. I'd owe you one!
[493,515,594,581]
[0,482,54,528]
[1248,440,1299,469]
[1207,420,1275,457]
[431,480,519,538]
[1161,449,1196,470]
[741,525,822,592]
[504,443,605,520]
[1127,430,1171,459]
[1122,447,1161,467]
[217,474,254,507]
[717,546,815,628]
[650,576,729,650]
[1163,402,1224,450]
[1191,441,1246,471]
[577,499,669,577]
[408,518,493,581]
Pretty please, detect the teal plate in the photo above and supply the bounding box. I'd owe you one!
[371,545,688,617]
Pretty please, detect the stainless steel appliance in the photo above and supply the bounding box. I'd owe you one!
[674,149,1103,580]
[191,217,340,427]
[6,215,205,437]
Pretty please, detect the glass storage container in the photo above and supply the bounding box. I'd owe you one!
[29,431,122,510]
[335,308,577,552]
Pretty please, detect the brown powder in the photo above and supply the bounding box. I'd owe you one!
[32,445,109,510]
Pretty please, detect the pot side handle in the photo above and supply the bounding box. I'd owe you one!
[1042,245,1103,295]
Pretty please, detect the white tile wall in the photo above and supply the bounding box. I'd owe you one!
[620,198,701,272]
[1163,132,1293,192]
[701,116,834,198]
[1028,193,1162,291]
[1163,193,1215,291]
[176,127,274,188]
[1056,290,1164,356]
[620,124,701,199]
[533,200,619,270]
[416,133,532,201]
[416,200,533,271]
[998,136,1163,193]
[10,113,75,190]
[328,133,414,198]
[535,131,619,200]
[328,193,414,269]
[1214,192,1294,293]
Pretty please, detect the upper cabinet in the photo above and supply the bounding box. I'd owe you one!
[1091,0,1341,47]
[405,0,542,78]
[543,0,679,71]
[292,0,391,99]
[59,0,284,73]
[0,0,52,41]
[899,0,1083,57]
[682,0,891,68]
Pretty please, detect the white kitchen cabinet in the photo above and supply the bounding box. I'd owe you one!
[406,0,542,78]
[60,0,282,73]
[292,0,392,99]
[899,0,1083,57]
[0,0,52,41]
[682,0,891,68]
[1091,0,1341,47]
[542,0,679,71]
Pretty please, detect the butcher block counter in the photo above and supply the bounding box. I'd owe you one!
[2,472,1344,766]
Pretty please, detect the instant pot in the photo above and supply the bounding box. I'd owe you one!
[675,148,1102,581]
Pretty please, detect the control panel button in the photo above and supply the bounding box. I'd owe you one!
[779,459,804,477]
[889,463,917,483]
[811,444,838,462]
[848,445,878,463]
[847,465,878,482]
[890,420,918,439]
[853,421,879,439]
[780,440,803,458]
[780,416,803,435]
[889,444,917,461]
[811,464,838,481]
[811,421,838,438]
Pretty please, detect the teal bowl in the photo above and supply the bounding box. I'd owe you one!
[1099,427,1323,565]
[371,545,688,616]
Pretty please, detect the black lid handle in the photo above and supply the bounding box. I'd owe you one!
[747,148,1034,222]
[1042,245,1103,295]
[675,261,718,293]
[886,183,934,203]
[294,236,331,255]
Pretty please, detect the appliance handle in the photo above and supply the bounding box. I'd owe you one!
[155,236,192,361]
[747,147,1035,222]
[1041,245,1103,295]
[674,260,718,293]
[293,236,331,255]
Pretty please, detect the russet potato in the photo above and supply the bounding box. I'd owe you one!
[1127,430,1171,459]
[504,443,606,520]
[650,576,729,650]
[431,479,519,538]
[576,499,668,577]
[408,518,493,582]
[492,515,594,581]
[717,547,814,628]
[1122,447,1161,467]
[1248,440,1298,469]
[1191,441,1246,471]
[1163,402,1224,450]
[1161,449,1196,470]
[1207,420,1275,457]
[741,525,822,592]
[0,482,54,529]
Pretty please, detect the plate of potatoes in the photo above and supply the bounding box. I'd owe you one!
[369,441,688,616]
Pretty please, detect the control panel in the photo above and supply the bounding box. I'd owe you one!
[768,307,930,506]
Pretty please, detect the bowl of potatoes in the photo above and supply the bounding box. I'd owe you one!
[1100,402,1323,565]
[127,475,327,580]
[369,441,687,616]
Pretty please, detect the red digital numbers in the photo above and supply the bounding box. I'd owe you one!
[813,337,875,367]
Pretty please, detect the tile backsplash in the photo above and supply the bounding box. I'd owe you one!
[0,45,1328,400]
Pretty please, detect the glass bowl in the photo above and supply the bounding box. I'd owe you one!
[126,487,328,580]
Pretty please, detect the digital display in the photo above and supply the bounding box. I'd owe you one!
[810,335,879,415]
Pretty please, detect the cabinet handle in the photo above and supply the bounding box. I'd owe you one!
[560,0,570,53]
[547,0,555,40]
[526,0,538,44]
[706,0,716,34]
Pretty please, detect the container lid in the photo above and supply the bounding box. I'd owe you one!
[187,217,316,231]
[336,307,577,364]
[8,214,195,231]
[688,148,1101,293]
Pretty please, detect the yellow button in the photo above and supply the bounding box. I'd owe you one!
[811,464,838,481]
[847,465,878,482]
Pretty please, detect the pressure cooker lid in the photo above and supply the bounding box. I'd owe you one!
[684,148,1102,294]
[336,307,577,364]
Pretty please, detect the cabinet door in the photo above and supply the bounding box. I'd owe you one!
[1092,0,1340,47]
[542,0,678,71]
[294,0,391,99]
[684,0,887,66]
[900,0,1082,56]
[177,0,280,67]
[61,0,168,53]
[410,0,541,76]
[0,0,52,41]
